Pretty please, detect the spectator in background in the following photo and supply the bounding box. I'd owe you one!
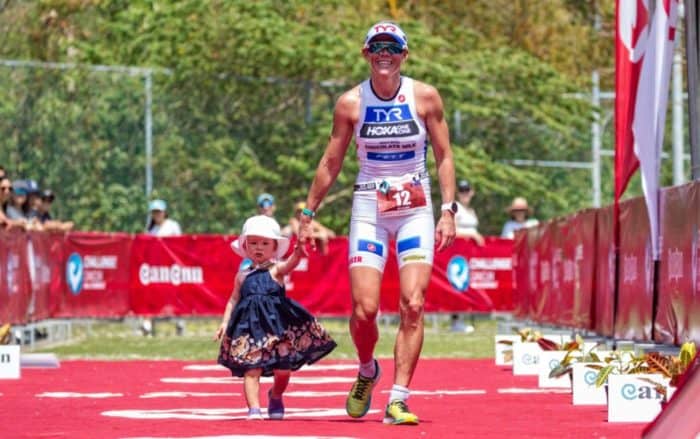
[256,193,280,225]
[500,197,539,239]
[0,166,6,180]
[282,201,336,255]
[37,189,74,232]
[455,179,484,246]
[146,199,182,236]
[5,180,29,222]
[0,177,12,228]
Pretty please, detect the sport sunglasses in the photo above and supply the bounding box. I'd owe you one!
[367,41,405,55]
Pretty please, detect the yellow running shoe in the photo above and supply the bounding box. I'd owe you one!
[345,360,381,418]
[383,400,419,425]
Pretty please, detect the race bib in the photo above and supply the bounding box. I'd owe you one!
[376,176,427,216]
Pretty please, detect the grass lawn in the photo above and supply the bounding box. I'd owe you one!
[32,316,498,361]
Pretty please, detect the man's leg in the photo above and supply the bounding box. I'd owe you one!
[345,266,382,418]
[383,262,430,425]
[394,262,430,386]
[349,266,382,364]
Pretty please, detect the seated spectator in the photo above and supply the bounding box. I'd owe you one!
[282,201,336,255]
[455,179,484,246]
[38,189,74,232]
[500,197,539,239]
[146,199,182,236]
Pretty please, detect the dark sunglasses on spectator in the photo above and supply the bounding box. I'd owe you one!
[367,41,404,55]
[0,186,12,192]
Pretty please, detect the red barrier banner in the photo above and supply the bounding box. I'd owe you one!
[616,197,654,341]
[425,237,513,312]
[26,232,65,321]
[0,231,31,324]
[128,236,513,317]
[54,232,132,318]
[531,223,553,323]
[129,235,239,316]
[656,183,696,344]
[570,209,597,330]
[595,205,616,337]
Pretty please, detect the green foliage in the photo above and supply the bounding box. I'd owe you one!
[0,1,614,233]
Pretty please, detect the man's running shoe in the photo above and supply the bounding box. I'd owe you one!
[345,360,381,418]
[383,400,419,425]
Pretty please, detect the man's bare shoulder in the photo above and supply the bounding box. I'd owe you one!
[334,85,361,120]
[413,80,440,103]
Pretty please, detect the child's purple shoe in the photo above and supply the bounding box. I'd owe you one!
[268,389,284,420]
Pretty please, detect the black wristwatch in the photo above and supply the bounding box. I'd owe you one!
[441,202,458,215]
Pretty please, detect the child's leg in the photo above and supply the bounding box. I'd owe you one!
[270,369,291,398]
[244,368,262,409]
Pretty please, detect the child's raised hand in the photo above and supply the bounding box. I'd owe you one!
[213,323,226,341]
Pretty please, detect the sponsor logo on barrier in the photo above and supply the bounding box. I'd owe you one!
[621,384,662,401]
[138,263,204,286]
[66,253,84,294]
[6,253,21,295]
[540,260,551,283]
[447,256,469,292]
[667,247,683,282]
[548,359,559,370]
[584,370,597,385]
[66,253,119,293]
[552,249,562,289]
[623,254,638,283]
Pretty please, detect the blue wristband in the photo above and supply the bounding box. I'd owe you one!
[301,207,315,218]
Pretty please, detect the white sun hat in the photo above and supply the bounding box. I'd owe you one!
[231,215,290,259]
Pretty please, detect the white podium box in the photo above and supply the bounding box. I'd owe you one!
[571,362,606,405]
[0,345,21,379]
[538,350,571,388]
[607,374,669,423]
[512,342,542,376]
[494,335,520,366]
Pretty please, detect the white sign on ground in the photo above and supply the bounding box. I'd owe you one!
[494,335,519,366]
[537,350,571,389]
[607,374,669,423]
[0,345,20,379]
[512,342,541,376]
[571,362,606,405]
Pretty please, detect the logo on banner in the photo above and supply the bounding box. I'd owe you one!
[66,253,84,294]
[447,256,470,292]
[139,263,204,286]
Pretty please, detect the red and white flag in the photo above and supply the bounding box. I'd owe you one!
[615,0,680,260]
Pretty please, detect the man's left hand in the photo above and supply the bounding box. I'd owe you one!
[435,212,456,252]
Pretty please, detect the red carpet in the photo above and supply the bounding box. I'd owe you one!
[2,359,646,438]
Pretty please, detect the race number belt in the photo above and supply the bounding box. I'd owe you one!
[353,172,429,192]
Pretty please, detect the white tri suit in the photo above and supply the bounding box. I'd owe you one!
[348,76,435,272]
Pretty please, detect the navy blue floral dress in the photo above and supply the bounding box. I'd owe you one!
[218,268,337,377]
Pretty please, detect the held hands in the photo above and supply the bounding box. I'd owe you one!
[435,211,457,252]
[297,214,315,253]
